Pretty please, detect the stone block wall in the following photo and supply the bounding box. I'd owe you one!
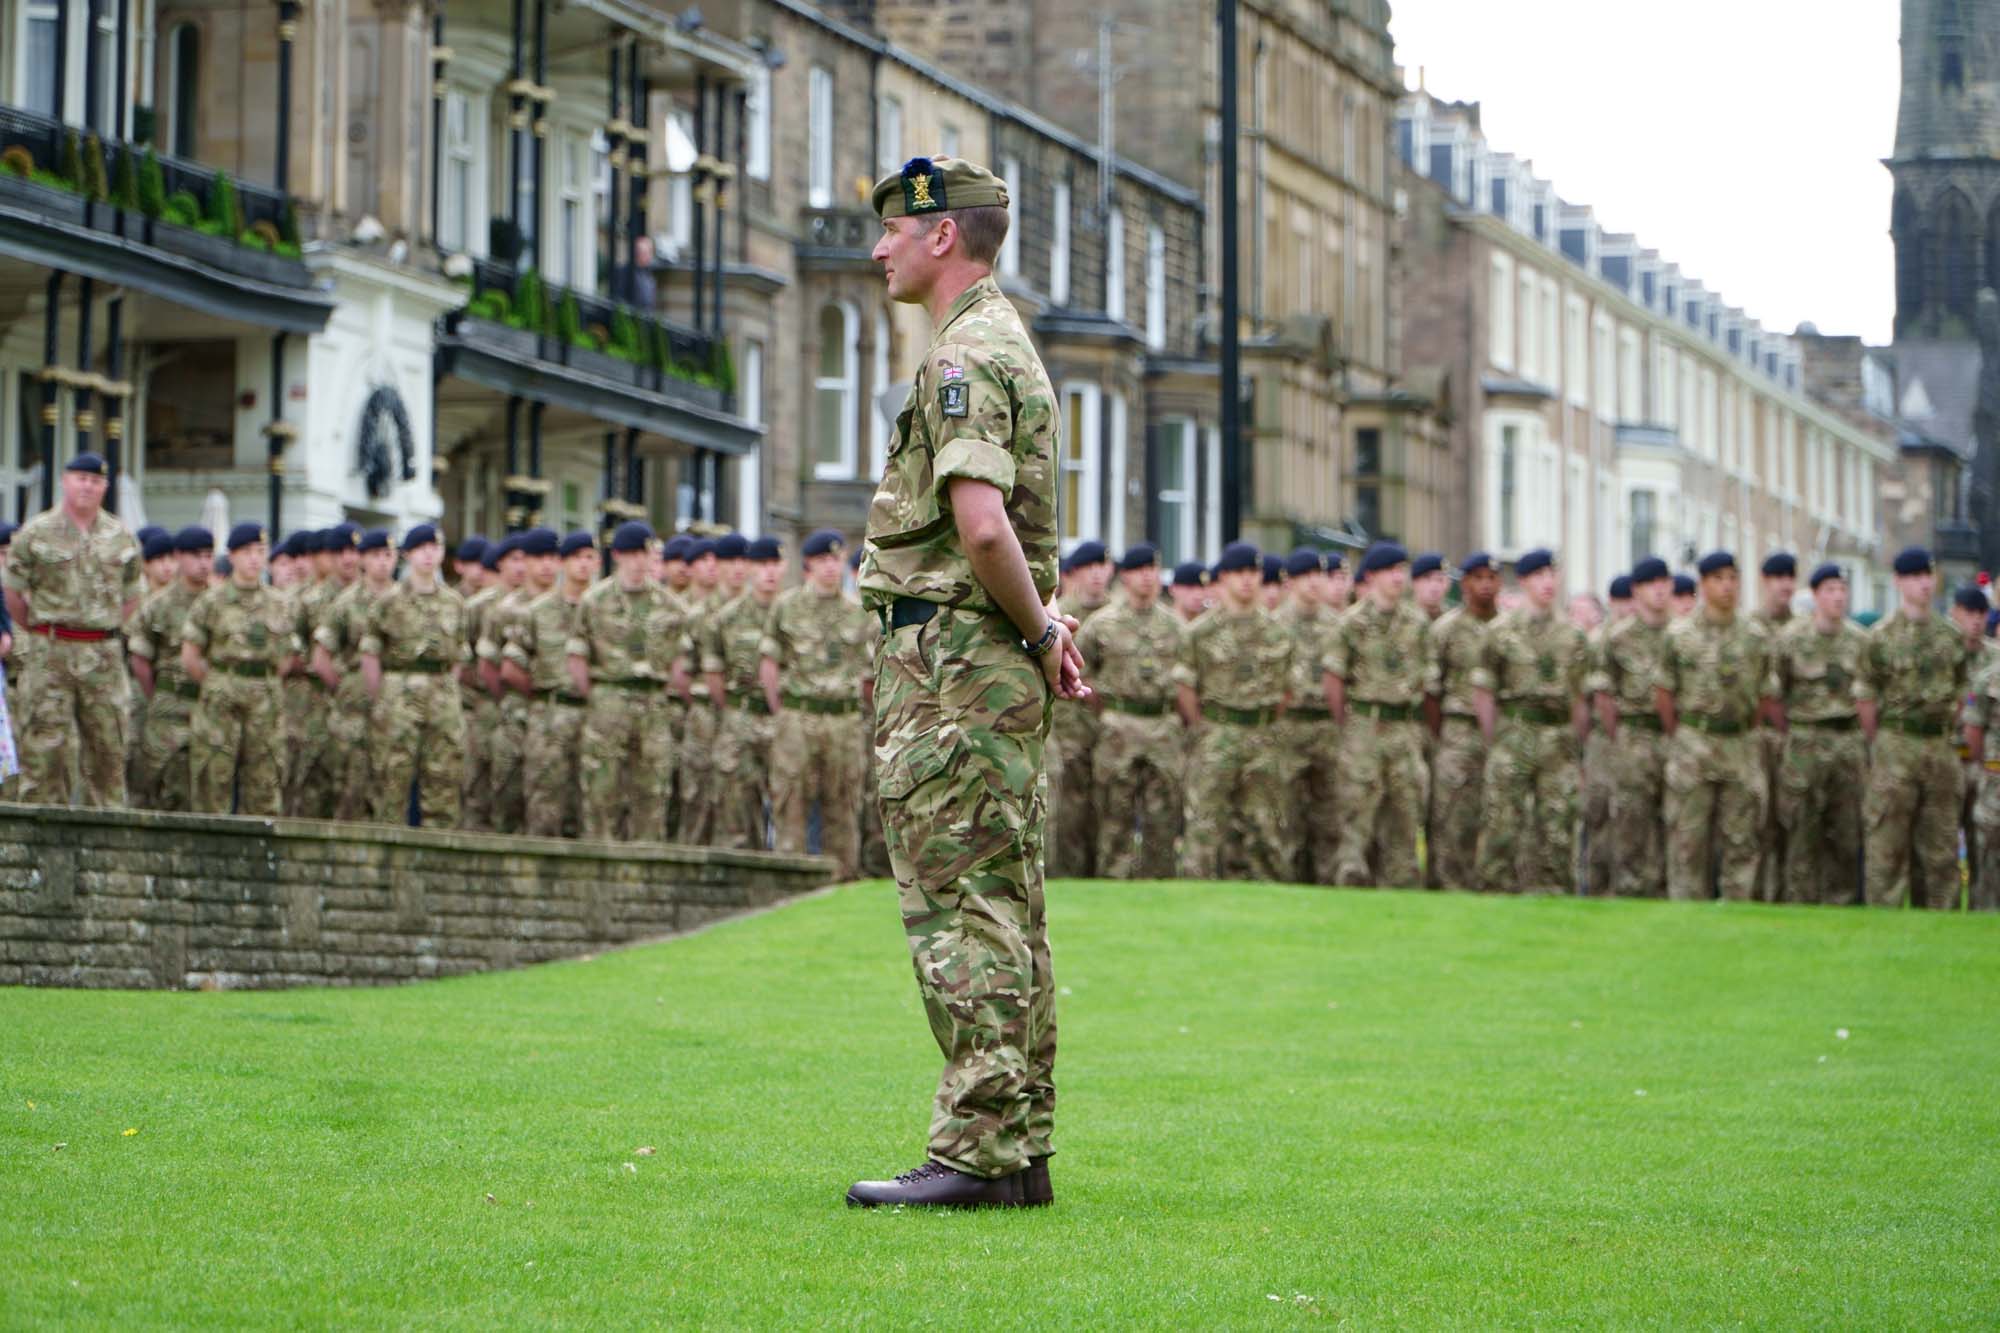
[0,804,836,991]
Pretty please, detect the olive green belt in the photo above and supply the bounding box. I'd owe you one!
[1100,694,1170,717]
[1879,713,1949,738]
[732,693,772,715]
[1349,700,1417,722]
[785,693,859,716]
[1202,703,1277,727]
[1502,703,1568,726]
[1287,705,1333,722]
[1679,714,1749,736]
[1618,711,1663,731]
[386,659,452,674]
[536,689,588,707]
[599,676,665,691]
[168,680,202,700]
[1792,715,1857,732]
[213,660,272,678]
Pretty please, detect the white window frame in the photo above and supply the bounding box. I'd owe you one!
[871,307,894,479]
[162,19,200,159]
[548,127,590,289]
[1145,224,1166,350]
[1050,180,1072,305]
[939,122,961,159]
[1517,269,1540,381]
[1564,294,1588,408]
[736,339,765,534]
[1489,251,1515,373]
[998,155,1022,277]
[745,63,771,181]
[1156,415,1197,566]
[20,1,62,118]
[1105,389,1128,552]
[1105,207,1125,322]
[1565,454,1590,594]
[1485,411,1539,557]
[665,105,694,258]
[876,92,903,176]
[1203,425,1223,559]
[813,300,860,481]
[439,87,487,255]
[1059,381,1101,547]
[808,66,834,209]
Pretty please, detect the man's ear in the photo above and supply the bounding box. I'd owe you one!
[930,215,958,258]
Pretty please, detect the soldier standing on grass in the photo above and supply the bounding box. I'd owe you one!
[845,155,1083,1210]
[1590,557,1674,898]
[504,531,597,838]
[313,529,397,822]
[677,536,725,845]
[126,526,213,811]
[359,525,468,826]
[287,522,360,818]
[459,535,515,830]
[1767,562,1867,906]
[1753,552,1799,902]
[705,537,786,850]
[1857,546,1972,909]
[1426,551,1499,891]
[181,523,299,815]
[483,527,557,832]
[1274,547,1343,884]
[1049,539,1112,877]
[1169,560,1210,623]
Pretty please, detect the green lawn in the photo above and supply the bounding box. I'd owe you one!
[5,882,1997,1328]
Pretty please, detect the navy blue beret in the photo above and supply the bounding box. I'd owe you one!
[358,529,391,552]
[1285,547,1324,578]
[1262,554,1286,584]
[1065,540,1110,574]
[1761,552,1797,578]
[400,523,441,552]
[517,527,559,557]
[1460,551,1494,575]
[479,535,507,570]
[65,451,109,476]
[0,522,16,546]
[1515,547,1555,578]
[1630,556,1671,585]
[174,526,213,555]
[136,524,167,545]
[1672,573,1697,596]
[141,532,175,561]
[328,521,362,550]
[661,535,691,561]
[802,528,845,559]
[714,533,749,560]
[746,536,783,562]
[1893,546,1933,576]
[456,536,488,563]
[1215,541,1260,574]
[1411,552,1445,578]
[1697,551,1735,577]
[686,537,717,561]
[1171,560,1208,588]
[1359,542,1408,577]
[225,522,267,552]
[559,531,596,557]
[1118,542,1160,571]
[1608,575,1633,600]
[1955,584,1990,613]
[1808,562,1844,589]
[611,521,655,553]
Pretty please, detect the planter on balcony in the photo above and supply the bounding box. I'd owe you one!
[0,172,87,224]
[459,316,543,361]
[146,221,311,287]
[564,343,647,389]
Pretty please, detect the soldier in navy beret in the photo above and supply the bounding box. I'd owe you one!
[515,526,559,558]
[1671,573,1698,617]
[559,531,596,558]
[746,536,783,562]
[802,528,845,560]
[610,520,654,552]
[1120,542,1159,572]
[1460,550,1495,575]
[1169,559,1210,622]
[400,523,441,551]
[1284,547,1323,579]
[1808,562,1843,589]
[1751,552,1801,902]
[65,450,110,476]
[140,529,176,565]
[358,529,391,553]
[1050,536,1116,877]
[1260,553,1288,611]
[1893,545,1933,576]
[1411,551,1449,621]
[453,536,490,596]
[224,522,266,552]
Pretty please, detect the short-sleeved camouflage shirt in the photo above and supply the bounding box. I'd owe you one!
[1428,605,1496,717]
[127,581,202,684]
[505,588,588,692]
[358,580,469,668]
[1473,605,1589,706]
[858,275,1058,613]
[568,578,688,682]
[759,585,874,701]
[1076,597,1185,708]
[1588,614,1669,716]
[702,591,783,695]
[1659,610,1770,725]
[1171,603,1292,711]
[182,579,302,669]
[10,506,141,629]
[314,580,390,671]
[1323,597,1432,706]
[1855,610,1970,722]
[1766,617,1866,724]
[1277,599,1342,712]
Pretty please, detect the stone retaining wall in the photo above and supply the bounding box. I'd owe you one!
[0,804,836,990]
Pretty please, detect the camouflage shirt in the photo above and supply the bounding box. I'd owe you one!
[1075,597,1184,710]
[479,586,541,663]
[1323,597,1433,706]
[314,580,391,671]
[568,578,689,682]
[702,591,783,696]
[1278,599,1344,713]
[358,580,469,669]
[1428,605,1497,718]
[1966,650,2000,754]
[127,581,202,685]
[1472,605,1589,707]
[1171,603,1293,711]
[758,585,874,701]
[1855,610,1970,724]
[859,274,1059,613]
[1766,617,1867,724]
[1588,615,1670,717]
[505,588,589,692]
[182,579,302,670]
[10,505,141,629]
[1660,610,1771,726]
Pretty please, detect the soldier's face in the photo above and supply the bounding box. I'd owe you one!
[178,550,211,584]
[232,541,267,582]
[1370,565,1408,603]
[1896,570,1935,608]
[499,551,528,587]
[1607,596,1633,621]
[529,552,561,588]
[361,548,396,581]
[1218,567,1260,607]
[1762,575,1797,612]
[873,215,945,304]
[1632,578,1670,616]
[613,549,650,587]
[408,542,442,577]
[269,554,295,587]
[1121,565,1161,606]
[1461,566,1499,610]
[752,561,784,596]
[1702,568,1740,613]
[690,553,719,587]
[335,546,361,580]
[1073,561,1113,600]
[720,558,749,590]
[1289,570,1326,606]
[1566,592,1599,628]
[1171,583,1207,617]
[146,555,175,586]
[1952,604,1986,638]
[1813,578,1848,619]
[61,470,108,514]
[1327,569,1352,606]
[1518,567,1558,609]
[805,552,844,593]
[1413,570,1449,609]
[454,559,481,587]
[564,550,598,587]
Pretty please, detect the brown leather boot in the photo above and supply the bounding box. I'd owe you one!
[845,1161,1025,1209]
[1022,1156,1053,1206]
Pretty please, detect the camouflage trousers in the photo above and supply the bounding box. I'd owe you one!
[662,698,689,840]
[1274,710,1341,885]
[19,636,131,807]
[1046,706,1099,878]
[191,673,283,815]
[1970,763,2000,911]
[1092,707,1184,880]
[459,692,500,831]
[1604,723,1669,898]
[771,704,865,879]
[580,682,674,842]
[524,693,587,838]
[370,671,466,827]
[675,695,719,844]
[1181,718,1290,881]
[328,675,376,823]
[1755,729,1786,904]
[1776,724,1865,906]
[715,700,776,851]
[1863,731,1961,910]
[125,667,147,800]
[1476,718,1580,894]
[1333,714,1428,888]
[875,606,1056,1180]
[858,698,891,877]
[1428,716,1488,891]
[487,694,528,834]
[132,686,195,811]
[1581,729,1615,895]
[1663,726,1765,902]
[284,681,337,819]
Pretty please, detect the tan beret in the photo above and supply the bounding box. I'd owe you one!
[870,155,1010,220]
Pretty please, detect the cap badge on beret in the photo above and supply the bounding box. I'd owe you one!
[903,157,945,215]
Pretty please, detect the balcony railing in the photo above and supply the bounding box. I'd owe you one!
[1935,520,1981,566]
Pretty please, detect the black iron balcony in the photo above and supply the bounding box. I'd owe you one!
[1935,520,1981,566]
[0,103,330,332]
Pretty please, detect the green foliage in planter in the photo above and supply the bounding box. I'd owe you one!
[607,308,646,364]
[110,146,140,212]
[274,241,302,259]
[512,268,547,334]
[555,290,587,349]
[239,230,272,253]
[58,132,83,189]
[280,201,302,248]
[709,339,736,395]
[29,169,70,191]
[137,150,168,219]
[80,135,109,203]
[205,171,241,238]
[163,189,201,227]
[0,145,32,178]
[194,218,229,237]
[466,289,510,322]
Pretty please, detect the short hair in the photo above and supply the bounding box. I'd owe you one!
[915,205,1011,266]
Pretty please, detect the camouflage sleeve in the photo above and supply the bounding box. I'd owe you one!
[1581,625,1612,697]
[502,610,532,669]
[757,597,787,664]
[1169,619,1199,691]
[1421,618,1446,696]
[564,596,593,662]
[699,610,725,675]
[312,598,342,655]
[1321,614,1350,680]
[356,593,386,658]
[1851,631,1879,703]
[1073,614,1101,672]
[1761,629,1786,700]
[1467,618,1499,693]
[127,593,159,660]
[1566,626,1590,697]
[118,534,142,603]
[475,606,506,662]
[925,342,1015,498]
[180,592,211,653]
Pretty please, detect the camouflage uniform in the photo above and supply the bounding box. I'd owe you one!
[1076,596,1185,879]
[183,579,299,815]
[1325,597,1433,887]
[1589,615,1671,898]
[1047,589,1108,877]
[479,587,535,833]
[1426,605,1494,891]
[1659,610,1771,901]
[1767,616,1867,906]
[458,583,506,830]
[571,577,688,841]
[9,505,142,806]
[1966,652,2000,911]
[359,579,469,825]
[285,577,346,817]
[1579,667,1615,894]
[1472,606,1588,894]
[1174,603,1292,881]
[762,583,874,877]
[509,584,591,838]
[857,618,891,877]
[1753,606,1795,902]
[703,591,783,850]
[315,580,388,822]
[857,270,1059,1181]
[1857,610,1970,909]
[1273,598,1343,884]
[675,589,727,844]
[125,581,201,811]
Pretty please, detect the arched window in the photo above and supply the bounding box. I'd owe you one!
[166,23,200,158]
[812,301,859,480]
[1893,190,1923,335]
[1931,187,1978,332]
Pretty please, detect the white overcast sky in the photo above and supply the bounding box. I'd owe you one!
[1392,0,1900,344]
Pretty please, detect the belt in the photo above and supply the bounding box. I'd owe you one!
[1502,703,1569,726]
[1100,694,1170,717]
[1879,714,1949,738]
[170,681,202,701]
[785,693,860,715]
[1679,714,1747,736]
[1202,702,1277,727]
[387,659,451,674]
[1349,700,1416,722]
[889,597,939,631]
[732,692,772,714]
[1287,705,1334,722]
[215,660,272,678]
[1618,711,1663,732]
[1792,715,1858,732]
[537,689,588,707]
[28,623,113,641]
[600,676,664,691]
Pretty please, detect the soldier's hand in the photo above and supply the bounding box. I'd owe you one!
[1042,614,1089,702]
[0,631,10,659]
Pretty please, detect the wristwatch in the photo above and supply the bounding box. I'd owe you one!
[1021,619,1058,658]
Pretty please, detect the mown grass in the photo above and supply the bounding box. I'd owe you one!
[4,881,1997,1328]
